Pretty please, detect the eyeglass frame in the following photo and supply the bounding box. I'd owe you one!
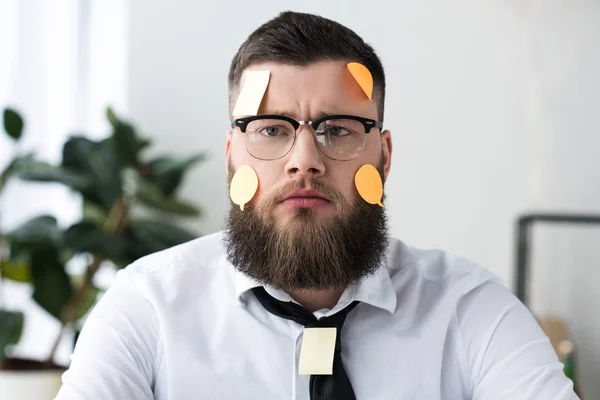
[231,114,384,161]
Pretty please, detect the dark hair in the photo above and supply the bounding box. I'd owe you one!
[228,11,386,121]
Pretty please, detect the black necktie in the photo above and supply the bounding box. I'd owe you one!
[251,286,360,400]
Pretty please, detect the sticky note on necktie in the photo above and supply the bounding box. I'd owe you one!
[347,62,373,100]
[232,70,271,116]
[298,327,337,375]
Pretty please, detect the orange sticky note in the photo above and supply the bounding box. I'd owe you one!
[232,70,270,116]
[355,164,384,207]
[298,327,336,375]
[347,62,373,100]
[229,165,259,211]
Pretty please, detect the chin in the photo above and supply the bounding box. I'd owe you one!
[271,207,332,230]
[281,205,336,219]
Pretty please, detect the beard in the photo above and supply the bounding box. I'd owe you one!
[223,161,389,293]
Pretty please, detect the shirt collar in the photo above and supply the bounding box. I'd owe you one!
[233,262,397,315]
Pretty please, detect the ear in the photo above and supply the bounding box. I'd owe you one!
[381,130,392,182]
[225,130,233,175]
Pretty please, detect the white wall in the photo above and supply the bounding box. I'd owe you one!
[520,2,600,396]
[1,0,129,367]
[128,0,600,396]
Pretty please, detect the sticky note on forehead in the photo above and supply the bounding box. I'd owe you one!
[347,62,373,100]
[232,70,270,116]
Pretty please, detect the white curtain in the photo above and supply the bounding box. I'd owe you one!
[0,0,128,365]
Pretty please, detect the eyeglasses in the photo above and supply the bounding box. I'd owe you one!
[231,114,384,161]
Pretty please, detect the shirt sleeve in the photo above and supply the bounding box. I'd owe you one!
[457,277,580,400]
[55,267,158,399]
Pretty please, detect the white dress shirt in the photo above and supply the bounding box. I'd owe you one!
[55,231,579,399]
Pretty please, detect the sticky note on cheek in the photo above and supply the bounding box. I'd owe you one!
[230,165,259,211]
[298,327,337,375]
[355,164,384,207]
[232,70,271,116]
[347,62,373,100]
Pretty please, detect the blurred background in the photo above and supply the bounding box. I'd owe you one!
[0,0,598,398]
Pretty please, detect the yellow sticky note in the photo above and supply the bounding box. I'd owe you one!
[355,164,384,207]
[229,165,259,211]
[232,70,271,116]
[347,62,373,100]
[298,327,337,375]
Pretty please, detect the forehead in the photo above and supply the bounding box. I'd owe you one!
[243,61,377,119]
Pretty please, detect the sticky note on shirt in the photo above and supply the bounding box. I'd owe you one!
[298,327,337,375]
[232,70,270,116]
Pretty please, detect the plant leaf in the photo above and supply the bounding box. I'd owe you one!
[72,286,99,322]
[0,154,35,192]
[64,221,126,260]
[106,107,119,127]
[112,122,141,167]
[62,136,123,211]
[0,310,24,360]
[106,107,148,168]
[145,153,206,196]
[82,201,108,225]
[136,180,200,216]
[2,108,24,140]
[15,159,92,191]
[0,259,31,283]
[6,215,62,247]
[129,219,197,254]
[138,139,152,152]
[61,285,99,324]
[30,247,72,321]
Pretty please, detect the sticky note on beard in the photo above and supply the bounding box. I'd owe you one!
[355,164,384,207]
[347,62,373,101]
[298,327,337,375]
[229,165,259,211]
[232,70,271,116]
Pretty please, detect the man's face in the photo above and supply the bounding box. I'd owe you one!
[224,60,393,292]
[226,60,391,220]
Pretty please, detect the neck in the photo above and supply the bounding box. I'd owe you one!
[289,287,346,312]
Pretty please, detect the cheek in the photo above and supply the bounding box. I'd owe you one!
[329,165,360,200]
[231,136,251,162]
[252,163,283,201]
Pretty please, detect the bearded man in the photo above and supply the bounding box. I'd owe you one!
[56,11,579,400]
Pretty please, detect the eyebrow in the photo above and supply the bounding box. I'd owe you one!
[259,110,347,121]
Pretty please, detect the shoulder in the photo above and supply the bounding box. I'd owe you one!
[125,231,227,274]
[384,237,505,306]
[387,237,499,284]
[119,231,231,296]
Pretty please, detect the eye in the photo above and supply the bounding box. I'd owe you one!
[316,119,363,137]
[259,126,282,137]
[325,126,351,136]
[257,125,296,137]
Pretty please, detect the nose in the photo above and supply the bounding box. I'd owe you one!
[284,126,326,179]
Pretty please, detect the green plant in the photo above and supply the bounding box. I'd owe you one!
[0,108,27,363]
[0,107,204,366]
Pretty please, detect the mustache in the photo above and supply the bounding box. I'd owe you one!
[227,161,350,213]
[255,178,350,215]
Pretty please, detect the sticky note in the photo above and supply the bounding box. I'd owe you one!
[347,62,373,100]
[298,327,337,375]
[229,165,259,211]
[355,164,384,207]
[232,70,271,116]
